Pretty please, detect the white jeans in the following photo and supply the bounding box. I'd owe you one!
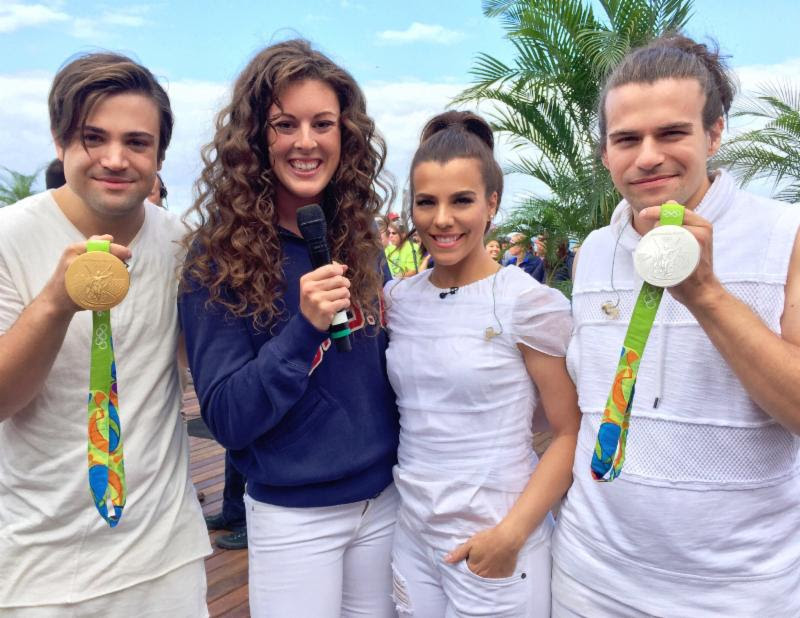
[0,559,207,617]
[391,521,551,617]
[245,483,399,618]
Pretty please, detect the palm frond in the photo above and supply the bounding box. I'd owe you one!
[459,0,689,246]
[717,81,800,203]
[0,167,41,206]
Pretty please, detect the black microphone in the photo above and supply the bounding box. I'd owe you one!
[296,204,352,352]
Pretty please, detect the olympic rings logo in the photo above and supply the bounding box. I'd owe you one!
[643,288,661,309]
[94,323,109,349]
[662,204,683,220]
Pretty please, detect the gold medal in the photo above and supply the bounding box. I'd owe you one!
[65,251,130,311]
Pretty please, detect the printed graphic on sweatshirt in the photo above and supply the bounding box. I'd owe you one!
[309,298,386,374]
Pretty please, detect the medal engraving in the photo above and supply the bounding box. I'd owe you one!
[633,225,700,288]
[65,252,130,311]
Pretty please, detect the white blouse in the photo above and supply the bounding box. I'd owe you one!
[385,266,572,545]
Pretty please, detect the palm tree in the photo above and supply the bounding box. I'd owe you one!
[715,83,800,204]
[0,167,40,206]
[456,0,694,286]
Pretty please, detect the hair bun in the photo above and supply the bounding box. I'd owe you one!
[420,110,494,151]
[652,32,734,115]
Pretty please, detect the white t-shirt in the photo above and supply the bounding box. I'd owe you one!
[384,266,572,549]
[0,191,211,607]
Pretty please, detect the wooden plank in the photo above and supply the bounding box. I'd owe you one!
[222,600,251,617]
[208,586,250,617]
[205,545,248,574]
[206,556,249,602]
[185,386,250,617]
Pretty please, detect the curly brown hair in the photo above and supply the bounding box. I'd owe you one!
[182,39,392,329]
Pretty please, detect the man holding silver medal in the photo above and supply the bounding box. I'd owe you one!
[0,53,210,615]
[552,34,800,617]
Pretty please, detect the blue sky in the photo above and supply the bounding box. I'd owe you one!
[3,1,799,84]
[2,0,800,212]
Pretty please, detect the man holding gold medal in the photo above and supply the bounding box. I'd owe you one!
[0,53,210,615]
[551,34,800,616]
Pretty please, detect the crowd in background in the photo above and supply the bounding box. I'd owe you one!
[376,212,576,287]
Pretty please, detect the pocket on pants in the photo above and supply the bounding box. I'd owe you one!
[444,546,532,616]
[456,557,528,587]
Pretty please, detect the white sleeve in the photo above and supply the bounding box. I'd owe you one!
[383,278,400,311]
[510,285,572,357]
[0,249,24,335]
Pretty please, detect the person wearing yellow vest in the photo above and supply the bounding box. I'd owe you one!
[385,221,422,278]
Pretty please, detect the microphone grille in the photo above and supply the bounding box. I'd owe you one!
[296,204,326,241]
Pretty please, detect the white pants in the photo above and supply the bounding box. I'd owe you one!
[245,483,399,618]
[551,564,654,618]
[391,521,551,617]
[0,559,207,618]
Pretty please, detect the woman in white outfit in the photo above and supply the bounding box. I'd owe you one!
[385,111,581,617]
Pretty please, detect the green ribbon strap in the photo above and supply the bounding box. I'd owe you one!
[590,204,685,482]
[85,239,126,526]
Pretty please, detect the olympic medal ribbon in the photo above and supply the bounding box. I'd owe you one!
[83,239,127,526]
[590,204,686,482]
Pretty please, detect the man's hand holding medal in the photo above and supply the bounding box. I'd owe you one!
[636,201,723,309]
[45,234,131,313]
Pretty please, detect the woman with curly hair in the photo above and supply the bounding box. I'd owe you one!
[178,39,399,617]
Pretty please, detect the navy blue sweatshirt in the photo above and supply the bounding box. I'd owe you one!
[178,229,399,507]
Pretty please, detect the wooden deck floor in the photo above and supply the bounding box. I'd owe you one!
[184,389,251,617]
[184,386,554,617]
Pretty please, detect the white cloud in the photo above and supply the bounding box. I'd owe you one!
[377,22,465,45]
[0,3,151,39]
[100,10,147,28]
[0,3,69,32]
[69,17,101,39]
[734,58,800,93]
[727,58,800,133]
[69,6,151,40]
[0,73,53,187]
[158,79,230,213]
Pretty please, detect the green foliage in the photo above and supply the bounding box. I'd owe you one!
[715,83,800,204]
[456,0,694,284]
[0,167,40,206]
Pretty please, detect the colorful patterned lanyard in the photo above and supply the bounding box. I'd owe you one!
[68,239,129,526]
[590,204,686,482]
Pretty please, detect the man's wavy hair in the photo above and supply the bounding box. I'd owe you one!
[49,52,173,163]
[598,33,736,152]
[182,39,392,329]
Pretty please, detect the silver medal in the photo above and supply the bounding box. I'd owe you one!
[633,225,700,287]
